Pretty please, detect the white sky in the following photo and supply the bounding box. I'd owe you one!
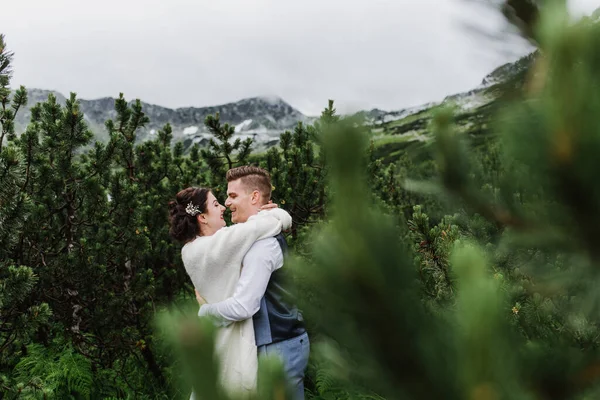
[2,0,598,115]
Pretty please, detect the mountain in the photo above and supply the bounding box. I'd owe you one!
[13,91,315,151]
[12,51,535,155]
[367,51,536,164]
[367,51,536,128]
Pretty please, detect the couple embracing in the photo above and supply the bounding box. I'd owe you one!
[168,166,309,399]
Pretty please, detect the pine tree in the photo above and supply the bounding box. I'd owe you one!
[1,34,210,395]
[263,102,334,240]
[0,35,52,398]
[407,205,459,306]
[201,112,253,195]
[0,34,27,151]
[417,3,600,397]
[5,92,176,397]
[0,33,28,248]
[367,140,404,217]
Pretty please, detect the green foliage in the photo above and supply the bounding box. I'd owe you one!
[0,34,29,249]
[408,205,459,305]
[12,343,93,399]
[286,120,460,399]
[1,52,207,396]
[0,33,27,148]
[264,103,332,240]
[201,112,253,193]
[0,146,29,249]
[0,265,52,373]
[6,2,600,399]
[303,341,386,400]
[0,35,51,398]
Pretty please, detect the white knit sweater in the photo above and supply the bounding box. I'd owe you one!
[181,208,292,397]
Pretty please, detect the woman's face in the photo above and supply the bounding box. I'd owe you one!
[200,191,226,233]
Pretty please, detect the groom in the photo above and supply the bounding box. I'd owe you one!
[197,166,309,399]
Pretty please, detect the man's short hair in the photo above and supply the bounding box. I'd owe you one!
[226,166,272,203]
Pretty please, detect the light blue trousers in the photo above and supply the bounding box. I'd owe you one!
[258,332,310,400]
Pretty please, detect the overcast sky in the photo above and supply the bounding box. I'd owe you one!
[2,0,598,115]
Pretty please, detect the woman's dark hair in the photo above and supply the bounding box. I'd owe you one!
[168,187,211,243]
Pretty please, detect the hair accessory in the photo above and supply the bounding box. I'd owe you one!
[185,202,202,216]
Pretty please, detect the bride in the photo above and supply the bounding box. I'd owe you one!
[168,186,291,397]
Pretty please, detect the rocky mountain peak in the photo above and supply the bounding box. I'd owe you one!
[12,91,314,150]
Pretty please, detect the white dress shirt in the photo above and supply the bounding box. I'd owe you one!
[198,237,283,325]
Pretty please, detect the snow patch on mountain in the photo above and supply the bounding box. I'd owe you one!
[183,126,199,135]
[371,101,440,125]
[235,119,253,133]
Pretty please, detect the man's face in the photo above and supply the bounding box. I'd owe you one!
[225,179,258,223]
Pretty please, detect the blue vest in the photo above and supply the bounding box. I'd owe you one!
[252,233,306,346]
